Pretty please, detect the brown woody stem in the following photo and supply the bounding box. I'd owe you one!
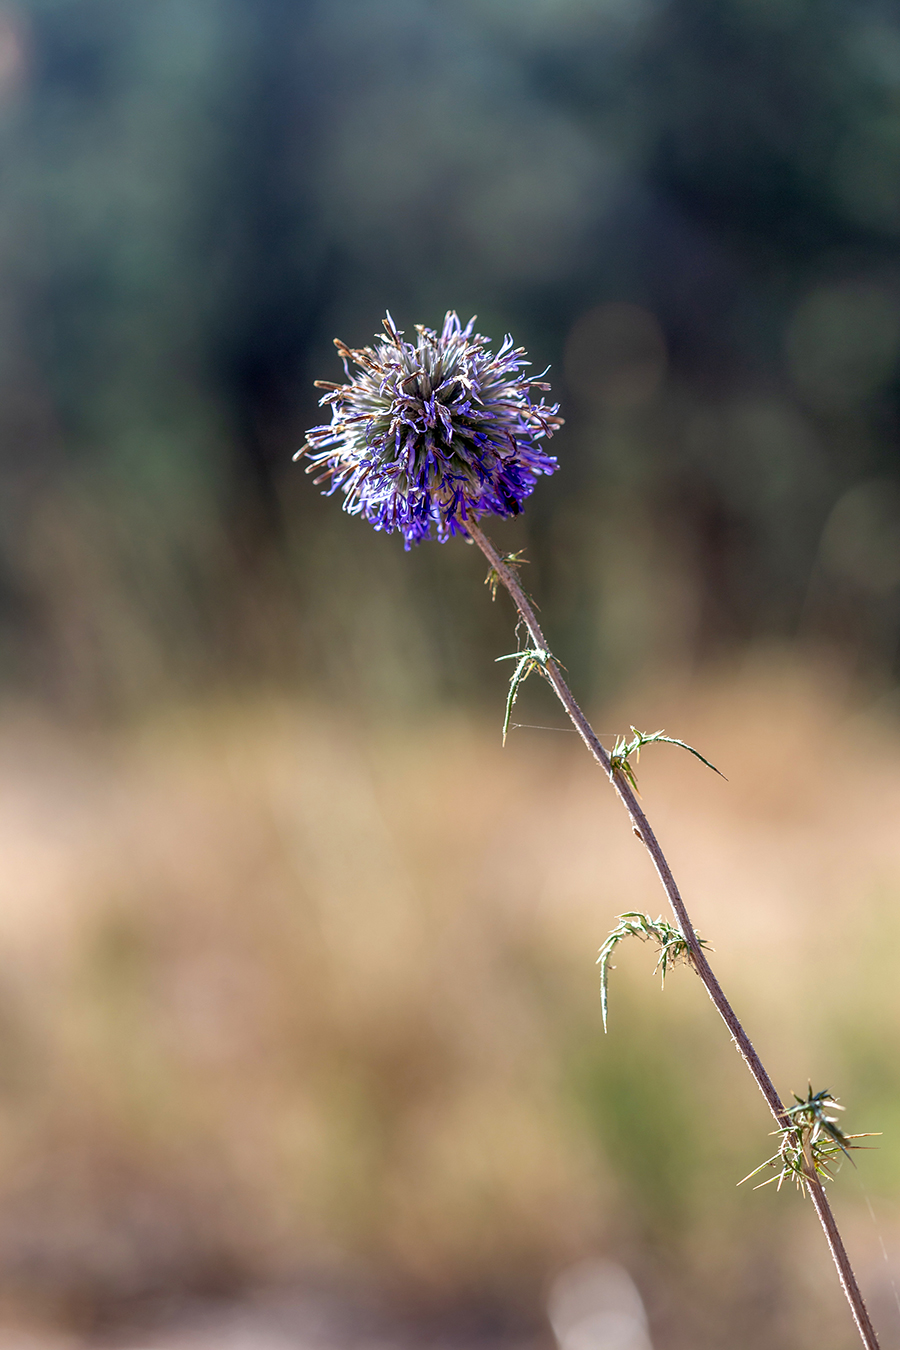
[467,520,879,1350]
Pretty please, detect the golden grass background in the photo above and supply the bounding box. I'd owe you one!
[0,658,897,1347]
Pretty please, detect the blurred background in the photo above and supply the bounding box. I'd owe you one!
[0,0,899,1346]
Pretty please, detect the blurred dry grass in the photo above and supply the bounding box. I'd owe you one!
[0,659,897,1347]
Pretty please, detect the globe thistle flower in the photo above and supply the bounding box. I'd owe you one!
[297,311,563,545]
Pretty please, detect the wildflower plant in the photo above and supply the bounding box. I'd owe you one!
[298,312,562,545]
[300,312,882,1350]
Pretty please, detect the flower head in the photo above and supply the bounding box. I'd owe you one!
[297,311,562,545]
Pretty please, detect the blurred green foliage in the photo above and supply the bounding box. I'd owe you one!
[0,0,899,709]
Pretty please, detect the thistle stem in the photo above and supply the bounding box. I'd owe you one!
[466,520,880,1350]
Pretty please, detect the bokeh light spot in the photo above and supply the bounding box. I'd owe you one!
[564,304,667,410]
[785,282,900,410]
[548,1259,653,1350]
[819,478,900,594]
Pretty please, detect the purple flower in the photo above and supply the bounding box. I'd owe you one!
[297,312,563,545]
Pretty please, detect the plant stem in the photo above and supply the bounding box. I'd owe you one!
[467,520,880,1350]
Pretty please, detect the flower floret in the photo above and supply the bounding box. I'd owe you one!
[297,311,563,545]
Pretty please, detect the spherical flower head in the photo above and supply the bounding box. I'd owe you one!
[296,311,563,546]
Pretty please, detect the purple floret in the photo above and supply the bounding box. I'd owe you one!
[297,311,563,546]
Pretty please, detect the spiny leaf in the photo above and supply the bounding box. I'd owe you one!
[609,727,727,791]
[597,910,709,1031]
[739,1087,880,1193]
[485,551,528,601]
[495,646,552,745]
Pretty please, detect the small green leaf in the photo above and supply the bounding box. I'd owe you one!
[609,727,726,791]
[596,910,708,1031]
[496,646,552,745]
[485,551,528,601]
